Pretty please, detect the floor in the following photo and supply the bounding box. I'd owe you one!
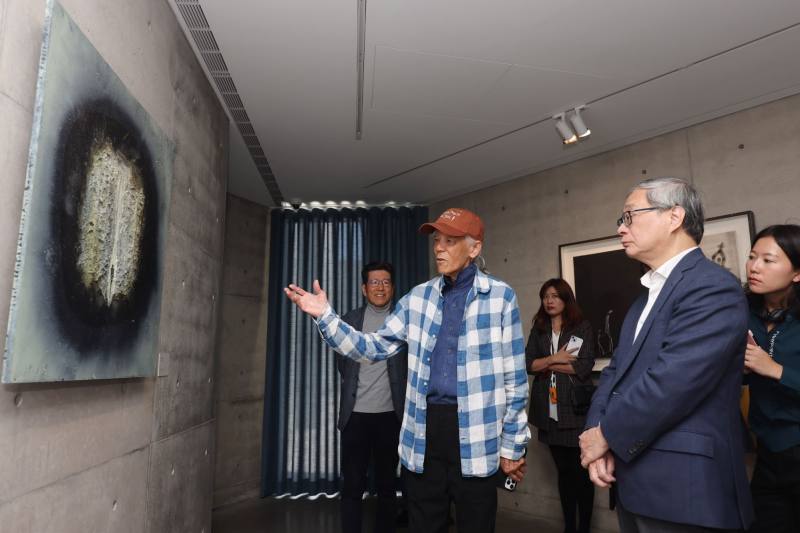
[212,496,568,533]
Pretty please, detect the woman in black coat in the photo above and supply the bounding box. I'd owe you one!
[526,278,596,533]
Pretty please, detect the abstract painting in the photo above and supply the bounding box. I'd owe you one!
[2,1,173,382]
[560,211,755,369]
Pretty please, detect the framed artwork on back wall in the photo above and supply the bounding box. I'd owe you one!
[559,211,755,371]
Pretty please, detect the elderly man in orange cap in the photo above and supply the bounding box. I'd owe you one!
[285,208,530,533]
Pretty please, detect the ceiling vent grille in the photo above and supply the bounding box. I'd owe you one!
[174,0,282,204]
[189,29,218,52]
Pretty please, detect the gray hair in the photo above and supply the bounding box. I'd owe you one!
[464,236,489,274]
[631,177,705,243]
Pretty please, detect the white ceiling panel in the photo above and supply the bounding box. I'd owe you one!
[369,24,800,203]
[369,0,800,78]
[475,64,620,124]
[171,1,800,206]
[370,46,512,122]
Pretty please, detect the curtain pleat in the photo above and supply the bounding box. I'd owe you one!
[262,206,429,496]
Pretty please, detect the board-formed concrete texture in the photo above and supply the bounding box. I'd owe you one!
[430,92,800,531]
[0,447,150,533]
[146,421,215,533]
[0,0,227,531]
[214,195,270,507]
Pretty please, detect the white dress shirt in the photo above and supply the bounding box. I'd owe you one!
[634,247,698,341]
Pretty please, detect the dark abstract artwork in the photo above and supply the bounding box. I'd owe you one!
[573,249,645,358]
[560,212,754,367]
[2,1,173,382]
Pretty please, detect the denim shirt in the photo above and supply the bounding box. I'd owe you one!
[428,263,476,405]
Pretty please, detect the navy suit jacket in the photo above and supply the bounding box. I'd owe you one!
[586,248,753,529]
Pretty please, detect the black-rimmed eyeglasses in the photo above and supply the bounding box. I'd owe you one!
[616,207,661,227]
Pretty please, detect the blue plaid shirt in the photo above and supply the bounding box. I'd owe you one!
[316,268,530,477]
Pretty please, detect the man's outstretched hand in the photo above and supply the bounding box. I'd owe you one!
[284,280,329,318]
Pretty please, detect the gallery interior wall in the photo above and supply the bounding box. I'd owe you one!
[0,1,228,532]
[429,91,800,531]
[214,195,270,508]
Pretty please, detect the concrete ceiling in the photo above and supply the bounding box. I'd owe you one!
[172,1,800,207]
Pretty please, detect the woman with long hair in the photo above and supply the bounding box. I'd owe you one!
[744,224,800,533]
[526,278,596,533]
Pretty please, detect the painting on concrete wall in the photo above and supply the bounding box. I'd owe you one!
[560,211,755,370]
[2,1,173,383]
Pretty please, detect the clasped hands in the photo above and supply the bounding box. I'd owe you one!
[579,425,615,488]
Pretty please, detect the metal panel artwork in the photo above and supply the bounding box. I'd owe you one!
[2,1,174,382]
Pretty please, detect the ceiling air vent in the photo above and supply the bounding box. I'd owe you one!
[173,0,282,203]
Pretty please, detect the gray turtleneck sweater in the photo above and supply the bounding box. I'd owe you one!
[353,302,394,413]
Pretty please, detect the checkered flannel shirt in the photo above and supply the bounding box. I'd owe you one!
[316,268,530,477]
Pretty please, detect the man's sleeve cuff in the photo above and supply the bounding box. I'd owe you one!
[500,439,527,461]
[315,304,335,326]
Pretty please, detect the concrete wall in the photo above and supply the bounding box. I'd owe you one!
[0,1,228,532]
[430,92,800,531]
[214,195,270,508]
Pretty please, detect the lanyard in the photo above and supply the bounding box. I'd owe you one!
[550,332,559,387]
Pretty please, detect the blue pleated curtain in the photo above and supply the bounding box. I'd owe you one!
[261,206,429,497]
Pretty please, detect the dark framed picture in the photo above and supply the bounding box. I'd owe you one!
[559,211,755,370]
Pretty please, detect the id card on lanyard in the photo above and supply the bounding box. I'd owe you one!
[549,335,558,404]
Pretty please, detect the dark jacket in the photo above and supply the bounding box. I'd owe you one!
[336,305,408,431]
[586,249,753,529]
[746,310,800,452]
[526,319,595,430]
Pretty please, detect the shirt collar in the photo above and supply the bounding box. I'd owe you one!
[444,262,477,291]
[436,263,491,296]
[640,246,698,290]
[366,302,391,314]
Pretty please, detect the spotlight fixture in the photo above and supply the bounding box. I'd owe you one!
[553,106,592,145]
[553,113,577,145]
[569,106,591,138]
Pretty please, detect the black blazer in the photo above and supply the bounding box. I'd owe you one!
[336,305,408,431]
[526,319,595,430]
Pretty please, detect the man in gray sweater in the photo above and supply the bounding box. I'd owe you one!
[337,261,407,533]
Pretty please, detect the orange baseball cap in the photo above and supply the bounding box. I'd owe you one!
[419,208,484,242]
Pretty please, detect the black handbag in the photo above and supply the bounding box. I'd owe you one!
[568,376,596,415]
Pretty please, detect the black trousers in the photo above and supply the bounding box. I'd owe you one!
[403,404,497,533]
[749,441,800,533]
[340,411,400,533]
[549,445,594,533]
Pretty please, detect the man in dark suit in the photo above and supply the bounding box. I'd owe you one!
[579,177,754,532]
[337,261,407,533]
